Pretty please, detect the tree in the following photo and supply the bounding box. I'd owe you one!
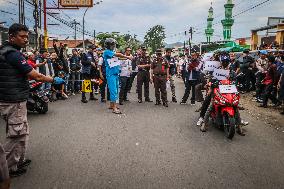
[143,25,166,54]
[96,32,141,52]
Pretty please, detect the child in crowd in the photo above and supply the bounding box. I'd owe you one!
[51,71,68,101]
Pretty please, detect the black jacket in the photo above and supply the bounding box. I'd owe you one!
[0,44,30,102]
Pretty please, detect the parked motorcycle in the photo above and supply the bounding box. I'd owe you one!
[207,80,240,139]
[27,81,49,114]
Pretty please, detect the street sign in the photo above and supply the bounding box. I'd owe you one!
[82,80,92,93]
[60,0,93,7]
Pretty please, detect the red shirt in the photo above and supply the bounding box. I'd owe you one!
[27,59,36,69]
[263,64,277,85]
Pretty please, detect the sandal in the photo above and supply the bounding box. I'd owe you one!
[113,109,122,114]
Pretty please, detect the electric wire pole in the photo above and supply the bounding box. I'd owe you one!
[71,19,80,47]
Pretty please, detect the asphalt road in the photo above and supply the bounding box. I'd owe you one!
[1,79,284,189]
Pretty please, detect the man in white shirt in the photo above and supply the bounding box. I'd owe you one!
[119,47,132,105]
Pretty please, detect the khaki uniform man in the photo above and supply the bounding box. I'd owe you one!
[151,49,169,107]
[164,48,177,103]
[136,47,152,103]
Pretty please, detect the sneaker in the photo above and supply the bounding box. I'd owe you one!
[145,99,153,102]
[18,159,31,169]
[138,100,142,103]
[197,117,204,127]
[155,101,161,105]
[72,93,75,96]
[172,97,177,103]
[200,123,207,132]
[81,98,88,103]
[256,99,263,103]
[191,101,196,106]
[89,96,98,101]
[241,120,249,126]
[101,99,106,103]
[9,168,27,178]
[273,102,281,107]
[180,101,187,105]
[163,102,168,107]
[259,104,267,108]
[119,101,124,105]
[252,97,258,102]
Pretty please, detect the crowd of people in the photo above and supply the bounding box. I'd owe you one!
[1,23,284,188]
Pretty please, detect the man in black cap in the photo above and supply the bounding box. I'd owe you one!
[164,48,177,102]
[80,45,98,103]
[151,49,169,107]
[136,46,152,103]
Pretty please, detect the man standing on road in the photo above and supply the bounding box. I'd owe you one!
[127,48,141,93]
[164,48,177,103]
[136,46,153,103]
[151,49,169,107]
[119,47,132,105]
[0,24,53,180]
[81,45,98,103]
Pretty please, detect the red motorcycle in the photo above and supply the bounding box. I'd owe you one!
[207,80,240,139]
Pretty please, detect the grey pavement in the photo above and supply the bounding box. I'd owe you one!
[1,79,284,189]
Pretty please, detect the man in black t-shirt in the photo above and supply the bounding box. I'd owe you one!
[0,24,54,182]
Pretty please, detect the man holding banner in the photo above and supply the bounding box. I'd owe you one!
[196,53,245,135]
[180,53,201,105]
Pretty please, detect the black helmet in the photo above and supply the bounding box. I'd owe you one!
[104,38,117,50]
[156,48,163,54]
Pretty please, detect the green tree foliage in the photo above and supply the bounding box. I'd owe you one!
[96,32,141,52]
[143,25,166,54]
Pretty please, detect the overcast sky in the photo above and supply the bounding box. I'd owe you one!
[0,0,283,44]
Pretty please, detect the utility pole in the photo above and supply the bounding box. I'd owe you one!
[189,27,193,55]
[43,0,48,49]
[33,0,40,50]
[184,31,187,55]
[19,0,25,24]
[71,19,80,47]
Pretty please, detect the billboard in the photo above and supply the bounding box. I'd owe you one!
[60,0,93,7]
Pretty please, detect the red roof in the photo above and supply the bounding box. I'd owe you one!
[47,39,95,48]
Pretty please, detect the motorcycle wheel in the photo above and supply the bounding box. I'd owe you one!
[223,113,236,139]
[36,102,48,114]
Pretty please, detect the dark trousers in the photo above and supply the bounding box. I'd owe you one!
[255,72,265,98]
[263,84,279,106]
[244,70,256,92]
[100,78,110,101]
[181,70,186,84]
[137,70,150,100]
[153,75,167,103]
[119,76,130,102]
[128,72,138,92]
[200,93,212,118]
[69,71,81,93]
[81,73,94,99]
[195,83,204,102]
[182,80,197,103]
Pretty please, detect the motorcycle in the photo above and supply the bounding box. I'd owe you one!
[27,80,49,114]
[207,80,240,139]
